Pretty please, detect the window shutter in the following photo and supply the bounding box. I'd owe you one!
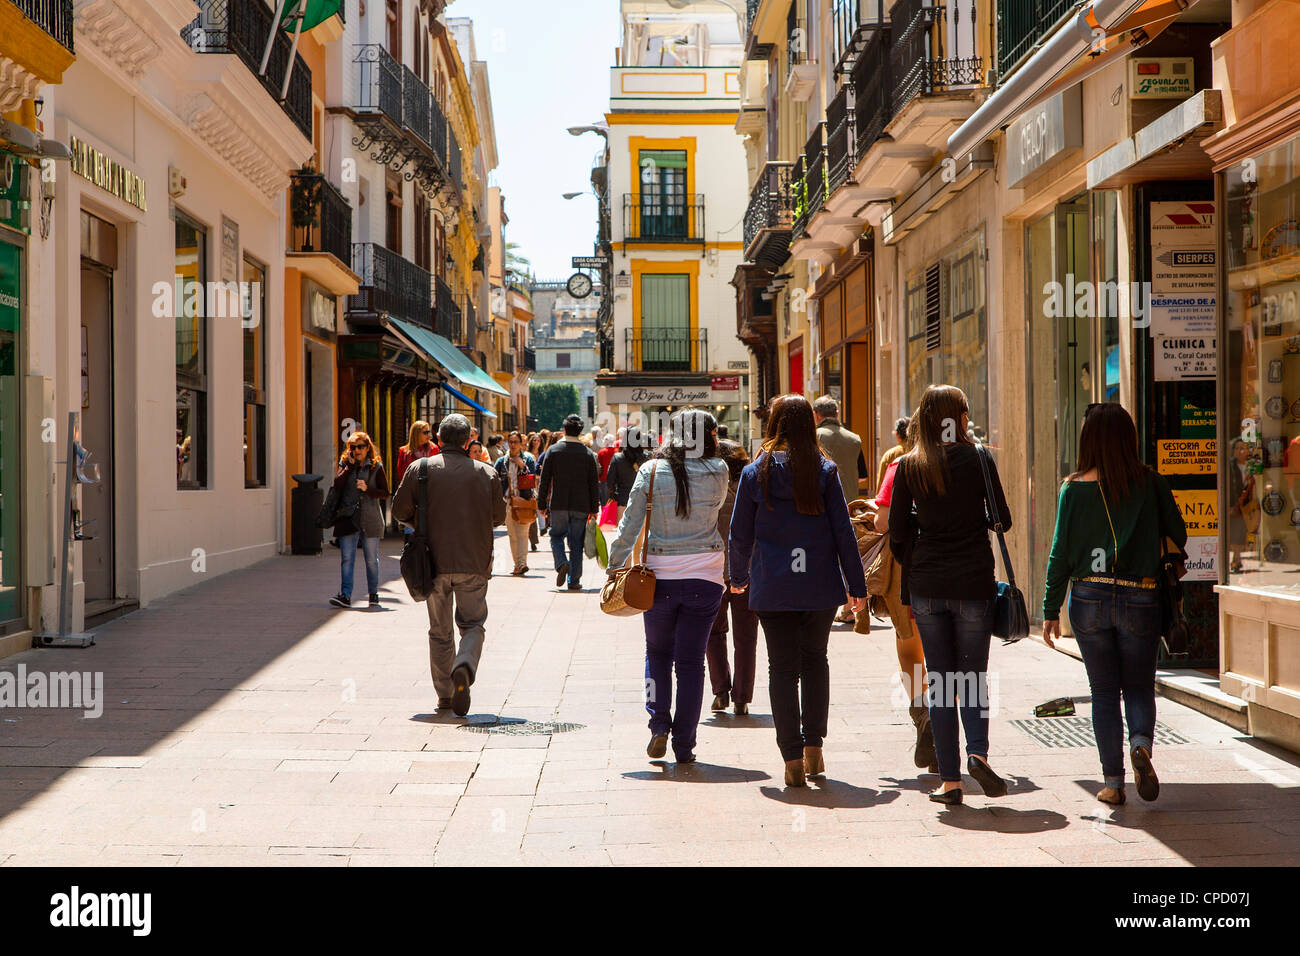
[924,262,941,351]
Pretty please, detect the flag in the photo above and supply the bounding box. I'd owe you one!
[280,0,341,33]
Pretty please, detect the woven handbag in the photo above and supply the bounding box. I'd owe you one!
[601,462,659,616]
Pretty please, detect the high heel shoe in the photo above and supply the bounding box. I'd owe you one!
[784,758,806,787]
[928,787,962,805]
[803,746,824,776]
[967,755,1008,797]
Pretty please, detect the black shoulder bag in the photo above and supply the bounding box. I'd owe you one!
[400,458,437,601]
[975,443,1030,644]
[1153,475,1190,656]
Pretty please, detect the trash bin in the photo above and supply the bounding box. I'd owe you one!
[291,473,325,555]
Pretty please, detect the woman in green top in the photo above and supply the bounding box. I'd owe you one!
[1042,403,1186,807]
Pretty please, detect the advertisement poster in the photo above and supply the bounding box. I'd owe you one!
[1150,201,1217,381]
[1173,488,1218,535]
[1182,535,1218,581]
[1157,438,1216,474]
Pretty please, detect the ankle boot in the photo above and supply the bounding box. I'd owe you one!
[784,758,806,787]
[803,746,824,776]
[910,697,936,769]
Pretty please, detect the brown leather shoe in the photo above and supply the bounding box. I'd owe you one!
[803,746,824,776]
[784,758,806,787]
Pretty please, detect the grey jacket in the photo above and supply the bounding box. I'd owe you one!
[817,417,864,504]
[331,461,389,539]
[391,446,506,576]
[608,457,728,568]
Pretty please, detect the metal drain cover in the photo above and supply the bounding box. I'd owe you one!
[1009,716,1191,749]
[460,715,585,736]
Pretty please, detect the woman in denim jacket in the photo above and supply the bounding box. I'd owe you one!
[608,409,728,764]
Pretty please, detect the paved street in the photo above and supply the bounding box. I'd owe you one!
[1,531,1298,867]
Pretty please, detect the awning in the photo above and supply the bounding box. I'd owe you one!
[946,0,1195,161]
[1086,89,1223,189]
[442,382,497,419]
[389,318,510,398]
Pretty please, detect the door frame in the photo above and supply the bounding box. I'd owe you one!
[79,257,116,602]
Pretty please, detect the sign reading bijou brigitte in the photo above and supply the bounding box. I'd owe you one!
[605,384,736,404]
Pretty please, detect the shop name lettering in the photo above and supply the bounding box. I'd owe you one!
[0,292,17,309]
[629,387,710,402]
[69,137,147,212]
[1042,277,1151,325]
[151,277,260,327]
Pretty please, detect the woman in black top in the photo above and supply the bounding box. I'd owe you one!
[889,385,1012,805]
[605,425,649,521]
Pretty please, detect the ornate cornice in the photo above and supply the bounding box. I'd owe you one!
[74,0,165,79]
[180,92,288,199]
[0,55,42,113]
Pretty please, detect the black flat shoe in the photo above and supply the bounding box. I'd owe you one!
[711,692,729,712]
[556,563,569,587]
[929,788,962,805]
[1131,746,1160,802]
[647,733,668,759]
[967,755,1008,797]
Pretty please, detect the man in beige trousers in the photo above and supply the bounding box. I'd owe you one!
[813,395,868,623]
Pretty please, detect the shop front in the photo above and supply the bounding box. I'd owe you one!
[0,178,24,634]
[602,376,750,449]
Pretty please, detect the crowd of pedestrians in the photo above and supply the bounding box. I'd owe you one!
[320,388,1185,807]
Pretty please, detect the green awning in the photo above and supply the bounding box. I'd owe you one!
[280,0,342,32]
[389,318,510,398]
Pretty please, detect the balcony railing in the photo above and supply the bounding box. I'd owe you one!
[852,25,892,156]
[625,329,709,373]
[522,346,536,371]
[354,44,403,125]
[792,123,826,238]
[892,0,985,114]
[433,275,463,342]
[787,1,807,79]
[289,171,352,264]
[744,161,795,263]
[349,243,432,328]
[182,0,313,139]
[11,0,74,51]
[998,0,1076,81]
[498,351,515,375]
[826,84,856,194]
[623,194,706,243]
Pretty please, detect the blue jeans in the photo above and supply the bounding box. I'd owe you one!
[910,594,994,783]
[1068,580,1160,788]
[339,531,380,599]
[549,508,586,587]
[643,578,725,760]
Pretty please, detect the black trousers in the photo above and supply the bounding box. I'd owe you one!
[756,607,838,762]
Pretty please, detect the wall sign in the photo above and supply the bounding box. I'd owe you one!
[1150,201,1217,381]
[1157,438,1215,475]
[1128,58,1195,100]
[1005,85,1082,188]
[69,137,147,211]
[306,282,336,335]
[605,382,744,405]
[1173,488,1217,535]
[221,216,239,286]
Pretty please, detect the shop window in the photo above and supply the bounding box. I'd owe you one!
[175,211,208,490]
[243,257,267,489]
[1225,137,1300,587]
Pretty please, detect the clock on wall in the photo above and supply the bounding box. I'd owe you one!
[567,272,593,299]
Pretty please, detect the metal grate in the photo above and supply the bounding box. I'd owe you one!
[1009,716,1192,749]
[459,716,586,736]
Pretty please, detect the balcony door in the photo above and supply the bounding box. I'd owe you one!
[638,150,687,239]
[640,274,690,371]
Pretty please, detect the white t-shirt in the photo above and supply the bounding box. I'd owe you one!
[646,551,725,586]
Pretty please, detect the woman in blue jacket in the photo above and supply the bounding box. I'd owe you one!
[607,409,728,764]
[729,395,868,787]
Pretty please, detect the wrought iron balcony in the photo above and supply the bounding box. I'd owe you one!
[826,83,856,194]
[498,350,515,375]
[792,124,826,239]
[348,242,432,328]
[352,43,461,204]
[623,194,706,244]
[743,161,794,266]
[182,0,313,139]
[522,346,536,372]
[433,274,463,342]
[892,0,985,114]
[9,0,74,51]
[998,0,1076,81]
[852,25,892,157]
[289,171,352,265]
[625,329,709,373]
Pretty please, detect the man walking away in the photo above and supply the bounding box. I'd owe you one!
[813,395,869,623]
[539,413,600,591]
[878,417,909,488]
[391,414,506,717]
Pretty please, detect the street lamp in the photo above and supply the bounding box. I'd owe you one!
[567,124,609,138]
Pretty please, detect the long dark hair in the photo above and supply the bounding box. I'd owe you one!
[758,394,823,515]
[655,409,718,517]
[1071,402,1150,501]
[622,425,649,467]
[904,384,971,496]
[718,438,750,483]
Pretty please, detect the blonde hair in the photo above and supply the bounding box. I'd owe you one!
[340,430,382,467]
[402,420,432,455]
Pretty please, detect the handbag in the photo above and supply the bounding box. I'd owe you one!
[975,443,1030,644]
[600,462,659,616]
[510,495,538,524]
[1153,476,1190,655]
[399,459,437,602]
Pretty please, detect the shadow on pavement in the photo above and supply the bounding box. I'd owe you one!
[934,805,1069,833]
[622,762,765,783]
[759,778,900,808]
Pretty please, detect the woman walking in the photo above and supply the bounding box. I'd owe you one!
[707,439,760,716]
[496,430,539,575]
[729,395,868,787]
[1042,403,1186,805]
[328,431,390,609]
[605,425,649,525]
[396,420,438,478]
[526,433,544,550]
[889,385,1010,805]
[607,410,728,764]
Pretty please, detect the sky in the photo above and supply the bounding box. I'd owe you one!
[448,0,622,282]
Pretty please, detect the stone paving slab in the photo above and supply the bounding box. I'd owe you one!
[0,533,1298,866]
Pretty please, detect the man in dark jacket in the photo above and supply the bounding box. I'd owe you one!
[391,413,506,716]
[538,414,600,590]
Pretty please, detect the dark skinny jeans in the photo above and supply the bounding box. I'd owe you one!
[756,608,838,762]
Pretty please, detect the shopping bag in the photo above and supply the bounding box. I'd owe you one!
[594,523,608,569]
[584,516,598,558]
[598,498,619,528]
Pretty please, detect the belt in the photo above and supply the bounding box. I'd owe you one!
[1075,574,1158,590]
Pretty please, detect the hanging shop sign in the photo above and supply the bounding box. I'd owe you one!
[710,376,739,391]
[1005,85,1082,188]
[69,137,146,212]
[221,216,239,285]
[0,151,29,233]
[1151,201,1217,381]
[1157,438,1215,475]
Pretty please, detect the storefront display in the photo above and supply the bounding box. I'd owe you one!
[1224,135,1300,590]
[0,237,21,626]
